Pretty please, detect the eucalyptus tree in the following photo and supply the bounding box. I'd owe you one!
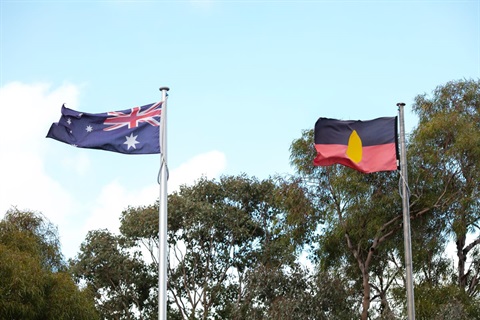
[290,131,405,319]
[163,174,315,319]
[409,79,480,297]
[70,229,156,319]
[74,174,316,319]
[0,209,98,320]
[238,264,357,320]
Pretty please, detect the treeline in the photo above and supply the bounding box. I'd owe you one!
[1,79,479,319]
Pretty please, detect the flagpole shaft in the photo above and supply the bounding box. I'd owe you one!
[398,102,415,320]
[159,87,169,320]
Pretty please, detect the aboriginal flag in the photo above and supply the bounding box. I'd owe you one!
[313,117,398,173]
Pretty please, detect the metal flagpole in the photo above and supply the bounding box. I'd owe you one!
[159,87,170,320]
[397,102,415,320]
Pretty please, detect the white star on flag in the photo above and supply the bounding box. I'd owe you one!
[124,133,140,150]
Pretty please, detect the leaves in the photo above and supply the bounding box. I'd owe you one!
[0,209,99,320]
[410,79,480,295]
[71,229,155,319]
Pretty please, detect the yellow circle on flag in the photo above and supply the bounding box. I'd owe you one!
[346,130,362,163]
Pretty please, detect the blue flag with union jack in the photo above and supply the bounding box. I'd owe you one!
[47,102,162,154]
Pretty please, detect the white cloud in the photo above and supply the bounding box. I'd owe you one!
[0,81,80,222]
[81,150,227,235]
[168,150,227,192]
[60,151,91,176]
[82,179,158,235]
[0,81,80,151]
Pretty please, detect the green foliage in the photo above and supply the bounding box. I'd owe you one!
[410,79,480,227]
[42,272,99,320]
[165,174,316,319]
[239,266,358,320]
[120,203,159,241]
[0,208,64,271]
[410,78,480,296]
[72,174,318,319]
[0,242,45,319]
[0,209,99,320]
[70,229,156,319]
[415,283,480,319]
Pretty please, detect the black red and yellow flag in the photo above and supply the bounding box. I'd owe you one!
[313,117,398,173]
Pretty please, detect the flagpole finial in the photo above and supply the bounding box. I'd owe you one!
[159,87,170,92]
[396,102,405,107]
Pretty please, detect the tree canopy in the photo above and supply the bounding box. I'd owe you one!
[410,79,480,297]
[0,209,98,320]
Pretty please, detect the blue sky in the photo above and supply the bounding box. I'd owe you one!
[1,0,479,259]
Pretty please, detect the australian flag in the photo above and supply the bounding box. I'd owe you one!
[46,102,162,154]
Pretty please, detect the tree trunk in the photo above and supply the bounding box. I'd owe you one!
[361,269,370,320]
[345,233,371,320]
[456,229,467,289]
